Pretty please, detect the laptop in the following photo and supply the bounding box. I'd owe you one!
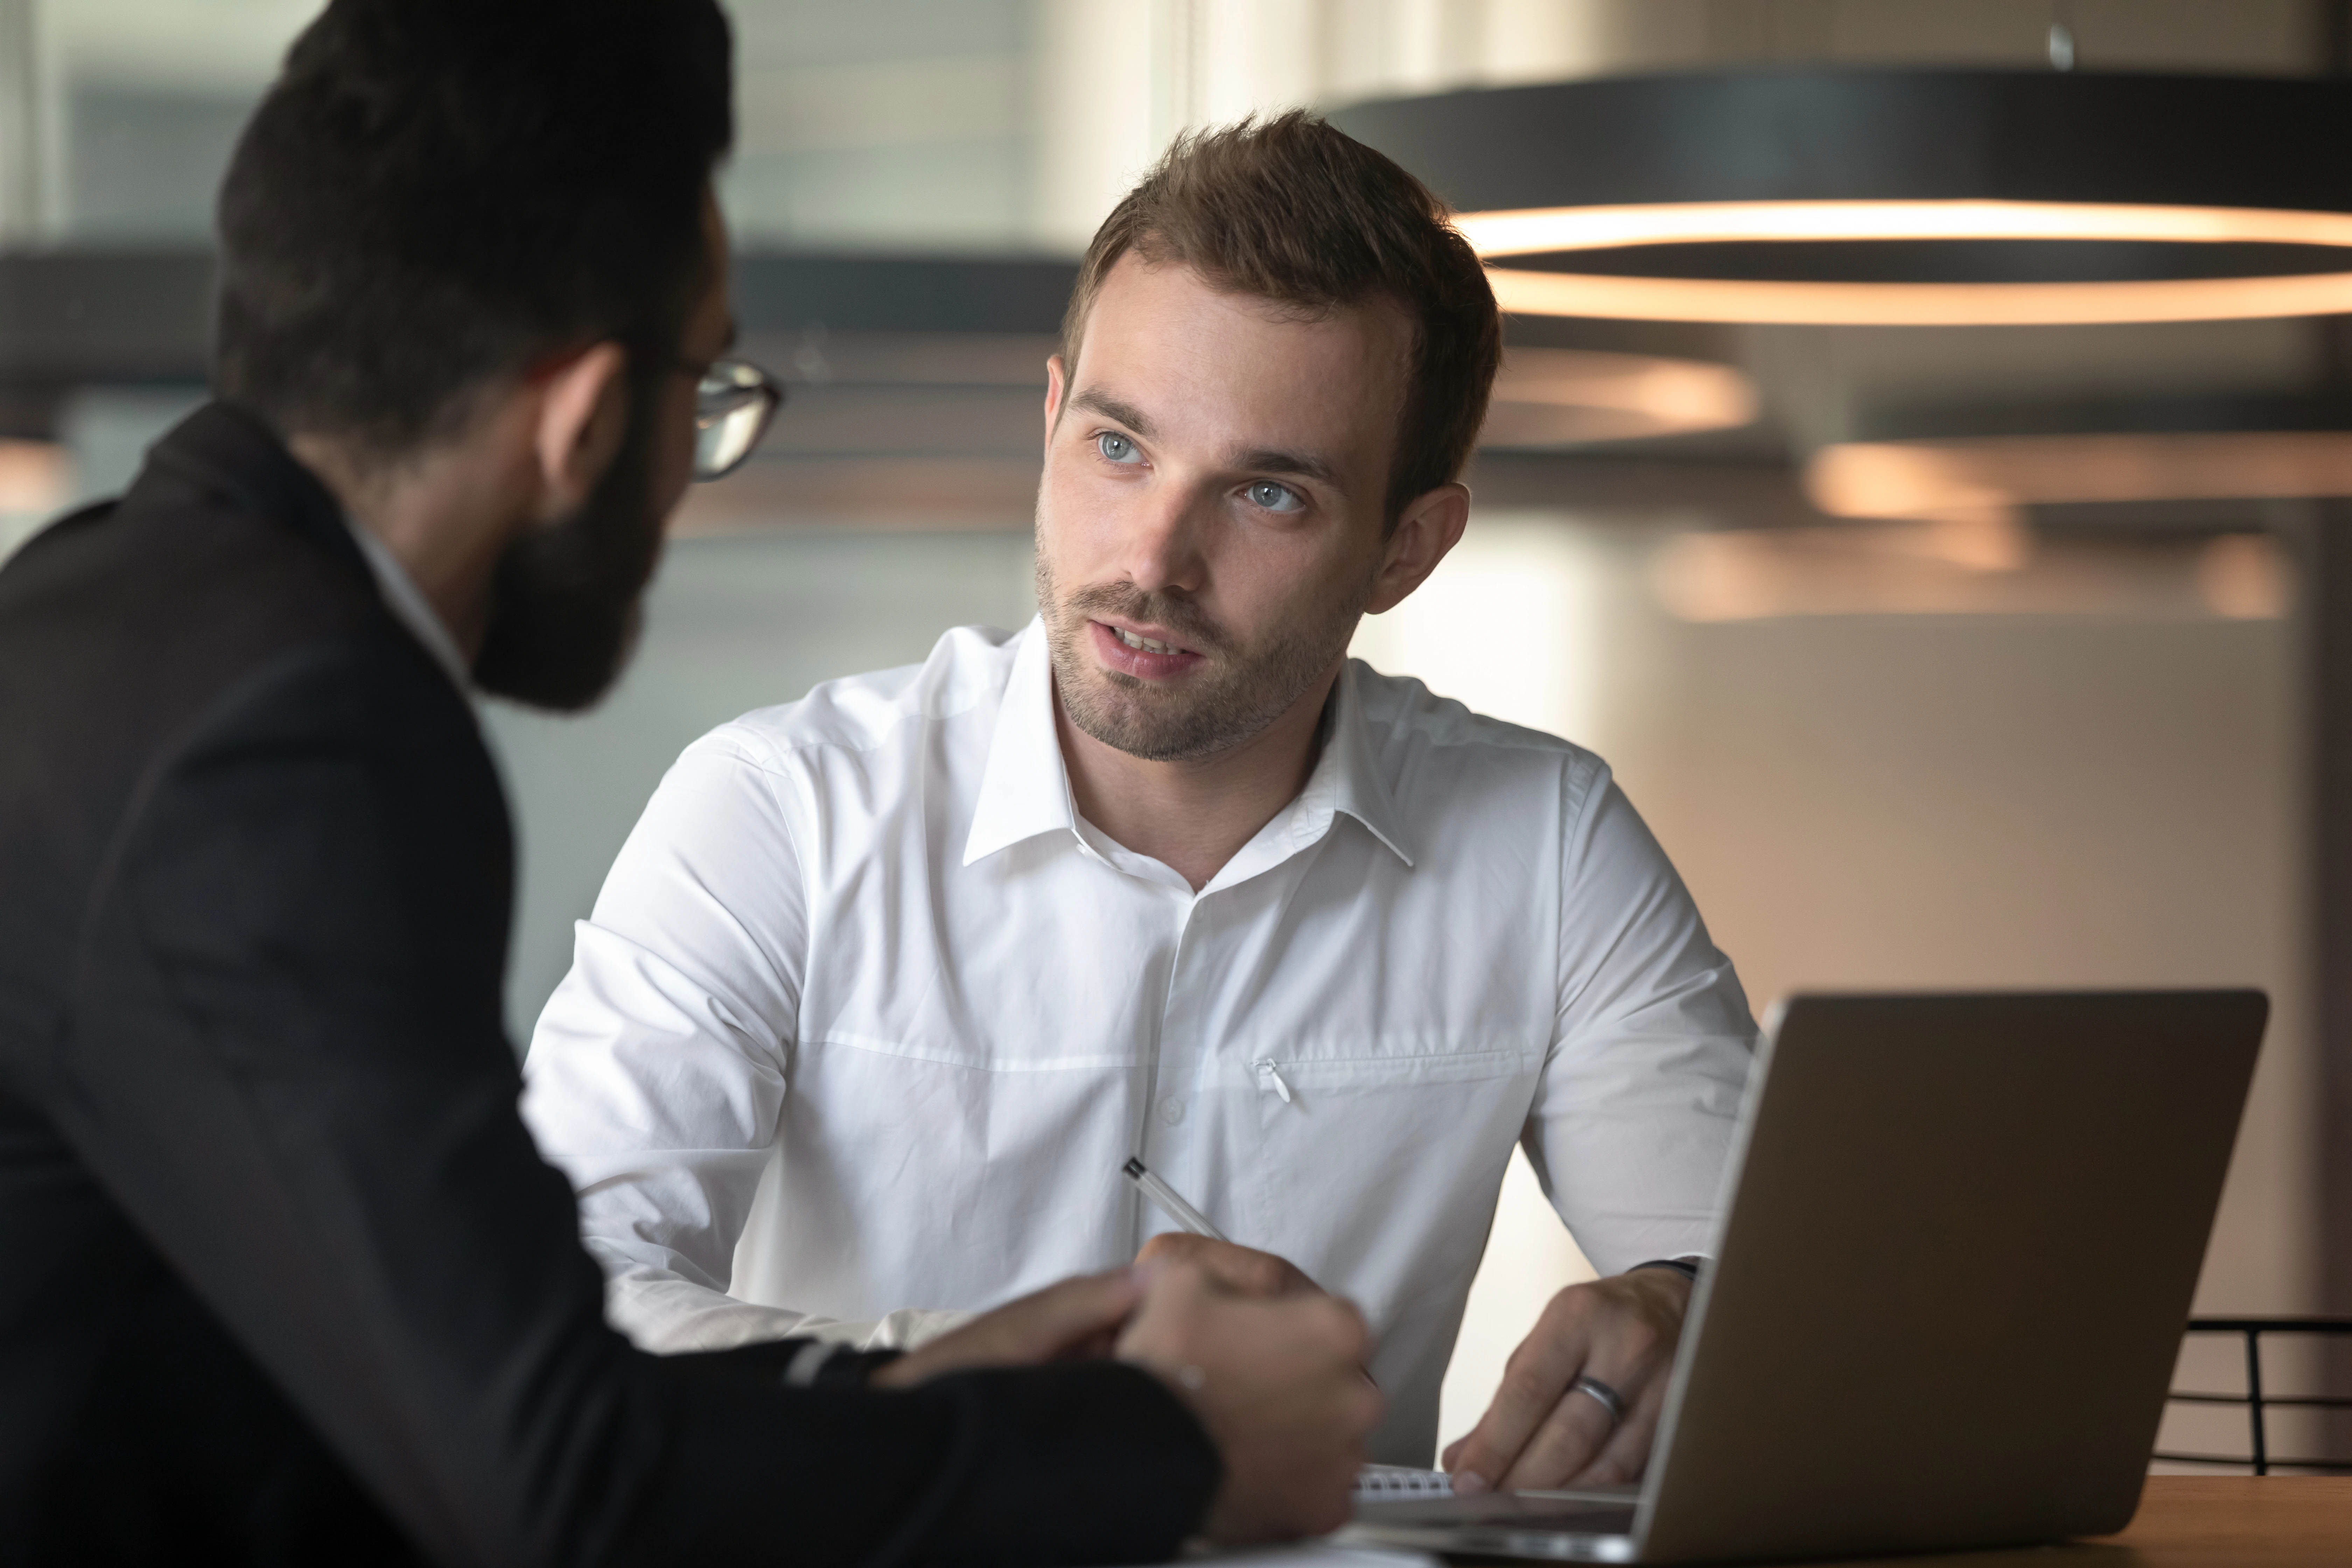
[1345,990,2267,1564]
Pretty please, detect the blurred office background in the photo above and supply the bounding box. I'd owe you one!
[2,0,2340,1463]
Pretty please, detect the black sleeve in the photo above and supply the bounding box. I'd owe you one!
[58,640,1218,1568]
[663,1337,906,1391]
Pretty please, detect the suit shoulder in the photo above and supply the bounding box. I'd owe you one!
[1,482,382,678]
[1,486,455,864]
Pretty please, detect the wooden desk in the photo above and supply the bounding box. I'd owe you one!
[1441,1477,2352,1566]
[1768,1477,2352,1567]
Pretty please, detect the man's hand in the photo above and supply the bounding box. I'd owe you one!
[1135,1231,1322,1299]
[870,1270,1141,1387]
[1118,1260,1381,1544]
[1442,1268,1691,1494]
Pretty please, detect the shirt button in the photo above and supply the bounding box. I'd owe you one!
[1158,1096,1186,1126]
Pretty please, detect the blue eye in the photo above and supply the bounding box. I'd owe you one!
[1097,432,1141,464]
[1247,480,1303,513]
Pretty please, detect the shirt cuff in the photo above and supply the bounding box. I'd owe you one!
[783,1338,907,1388]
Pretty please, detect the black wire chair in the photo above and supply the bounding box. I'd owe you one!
[2155,1317,2352,1475]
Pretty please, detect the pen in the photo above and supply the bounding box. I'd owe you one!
[1122,1155,1380,1390]
[1122,1156,1231,1242]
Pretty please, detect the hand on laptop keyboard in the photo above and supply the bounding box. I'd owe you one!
[1441,1267,1692,1493]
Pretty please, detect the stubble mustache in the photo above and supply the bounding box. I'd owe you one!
[1056,580,1230,664]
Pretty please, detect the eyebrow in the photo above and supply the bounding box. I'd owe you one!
[1070,388,1154,439]
[1233,446,1341,487]
[1071,388,1344,490]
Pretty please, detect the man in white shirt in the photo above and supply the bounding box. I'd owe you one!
[523,112,1755,1488]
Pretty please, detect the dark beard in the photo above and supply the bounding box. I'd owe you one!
[471,383,668,712]
[1036,555,1369,763]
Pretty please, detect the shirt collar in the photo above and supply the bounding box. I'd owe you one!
[1318,659,1415,868]
[961,619,1415,873]
[344,517,471,691]
[963,620,1078,866]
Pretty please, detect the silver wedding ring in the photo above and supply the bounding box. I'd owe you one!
[1571,1373,1626,1425]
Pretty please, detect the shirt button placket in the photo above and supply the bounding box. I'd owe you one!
[1142,890,1206,1241]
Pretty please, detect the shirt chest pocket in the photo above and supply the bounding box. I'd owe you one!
[1223,1045,1539,1272]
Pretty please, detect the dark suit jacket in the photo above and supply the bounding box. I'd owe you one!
[0,404,1218,1566]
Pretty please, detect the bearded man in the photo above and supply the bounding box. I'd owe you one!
[523,112,1757,1489]
[0,6,1378,1562]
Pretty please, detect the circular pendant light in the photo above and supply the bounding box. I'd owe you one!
[1330,72,2352,326]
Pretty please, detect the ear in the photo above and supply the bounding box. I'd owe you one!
[1043,353,1068,446]
[531,342,630,521]
[1364,483,1471,615]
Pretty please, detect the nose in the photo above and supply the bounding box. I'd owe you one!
[1116,476,1211,600]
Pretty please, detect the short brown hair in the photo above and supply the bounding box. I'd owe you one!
[1061,111,1501,528]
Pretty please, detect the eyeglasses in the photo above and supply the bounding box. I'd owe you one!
[689,357,785,481]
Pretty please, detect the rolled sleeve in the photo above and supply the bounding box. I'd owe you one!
[1527,770,1756,1274]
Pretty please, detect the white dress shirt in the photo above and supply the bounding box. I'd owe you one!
[522,619,1755,1462]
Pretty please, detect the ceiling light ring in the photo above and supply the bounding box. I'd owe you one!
[1483,268,2352,327]
[1457,200,2352,258]
[1334,72,2352,326]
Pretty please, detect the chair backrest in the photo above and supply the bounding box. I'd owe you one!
[2158,1318,2352,1476]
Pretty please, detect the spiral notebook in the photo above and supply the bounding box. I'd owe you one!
[1351,1466,1454,1502]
